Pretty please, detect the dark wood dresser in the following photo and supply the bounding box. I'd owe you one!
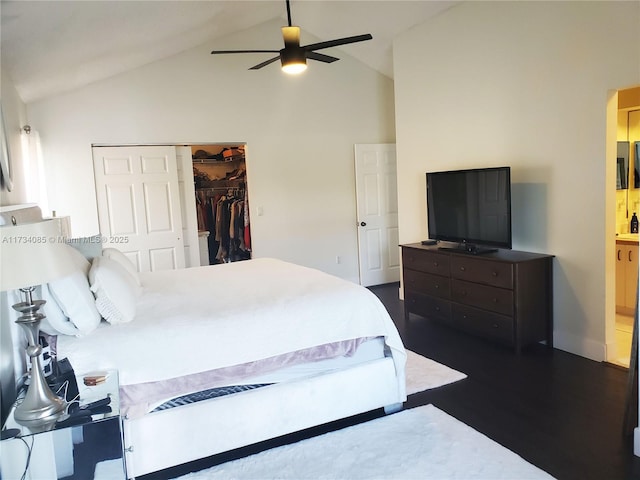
[401,243,554,352]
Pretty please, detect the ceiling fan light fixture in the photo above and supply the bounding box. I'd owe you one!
[280,49,307,75]
[282,61,307,75]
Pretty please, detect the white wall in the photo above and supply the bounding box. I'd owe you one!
[26,19,396,282]
[1,69,29,206]
[393,1,640,360]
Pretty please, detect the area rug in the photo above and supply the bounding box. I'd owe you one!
[404,349,467,394]
[173,404,554,479]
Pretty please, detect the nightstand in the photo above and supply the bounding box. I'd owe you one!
[0,368,125,480]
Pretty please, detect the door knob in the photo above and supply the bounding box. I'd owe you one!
[360,222,367,227]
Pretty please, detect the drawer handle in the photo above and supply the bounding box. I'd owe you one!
[435,306,441,312]
[434,284,439,289]
[433,262,439,267]
[492,271,498,277]
[492,323,498,329]
[629,250,633,262]
[618,249,621,261]
[492,298,498,303]
[461,290,467,296]
[460,266,466,272]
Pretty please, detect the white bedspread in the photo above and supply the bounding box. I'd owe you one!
[57,258,406,397]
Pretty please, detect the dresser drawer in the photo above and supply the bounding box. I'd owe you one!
[451,304,514,344]
[402,248,450,276]
[405,291,451,323]
[450,256,513,289]
[404,269,450,299]
[451,279,514,316]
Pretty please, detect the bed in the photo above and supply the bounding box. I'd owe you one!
[45,248,407,478]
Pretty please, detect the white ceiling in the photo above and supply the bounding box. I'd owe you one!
[0,1,459,104]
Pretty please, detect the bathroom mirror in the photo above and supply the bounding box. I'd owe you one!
[634,142,639,188]
[617,141,630,190]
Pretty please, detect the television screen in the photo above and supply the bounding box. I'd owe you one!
[426,166,512,251]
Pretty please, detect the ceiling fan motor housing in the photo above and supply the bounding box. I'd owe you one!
[280,46,306,68]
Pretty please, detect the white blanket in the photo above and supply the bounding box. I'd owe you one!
[57,258,406,397]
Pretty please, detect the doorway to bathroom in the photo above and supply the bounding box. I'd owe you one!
[610,86,640,368]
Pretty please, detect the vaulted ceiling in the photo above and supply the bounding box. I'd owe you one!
[1,1,459,103]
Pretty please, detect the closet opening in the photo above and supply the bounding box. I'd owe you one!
[191,144,251,266]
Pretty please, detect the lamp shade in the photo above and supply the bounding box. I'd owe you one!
[0,219,79,291]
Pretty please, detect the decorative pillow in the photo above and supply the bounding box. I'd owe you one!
[102,247,141,286]
[89,256,139,325]
[47,244,102,336]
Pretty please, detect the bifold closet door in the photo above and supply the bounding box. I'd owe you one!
[93,145,185,272]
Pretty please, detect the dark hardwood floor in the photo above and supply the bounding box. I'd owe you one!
[369,282,640,480]
[144,282,640,480]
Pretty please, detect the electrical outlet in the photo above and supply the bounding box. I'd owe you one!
[336,256,341,264]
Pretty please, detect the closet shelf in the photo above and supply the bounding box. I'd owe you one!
[196,179,245,189]
[192,156,244,164]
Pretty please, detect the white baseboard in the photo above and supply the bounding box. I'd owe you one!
[604,338,621,364]
[552,330,606,362]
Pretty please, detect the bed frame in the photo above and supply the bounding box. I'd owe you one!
[123,356,403,478]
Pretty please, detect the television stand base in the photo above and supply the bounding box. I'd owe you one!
[438,244,498,255]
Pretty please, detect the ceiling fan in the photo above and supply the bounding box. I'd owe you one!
[210,0,372,74]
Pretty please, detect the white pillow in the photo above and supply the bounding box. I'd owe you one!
[102,247,141,286]
[39,284,82,337]
[89,256,139,325]
[47,245,102,335]
[64,243,92,275]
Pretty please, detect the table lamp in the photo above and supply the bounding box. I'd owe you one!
[0,219,78,429]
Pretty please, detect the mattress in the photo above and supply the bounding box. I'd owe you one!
[56,258,406,417]
[146,337,386,416]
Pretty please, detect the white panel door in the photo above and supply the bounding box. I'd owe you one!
[355,144,400,286]
[93,146,185,272]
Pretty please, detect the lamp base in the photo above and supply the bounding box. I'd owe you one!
[14,399,65,431]
[13,353,66,430]
[12,289,67,430]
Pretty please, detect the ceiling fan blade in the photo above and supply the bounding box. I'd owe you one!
[303,34,373,52]
[249,56,281,70]
[211,50,279,55]
[306,51,339,64]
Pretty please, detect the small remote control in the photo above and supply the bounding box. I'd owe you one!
[80,396,111,411]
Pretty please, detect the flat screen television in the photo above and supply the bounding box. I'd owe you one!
[426,166,512,254]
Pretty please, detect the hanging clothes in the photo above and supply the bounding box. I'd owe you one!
[195,187,251,264]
